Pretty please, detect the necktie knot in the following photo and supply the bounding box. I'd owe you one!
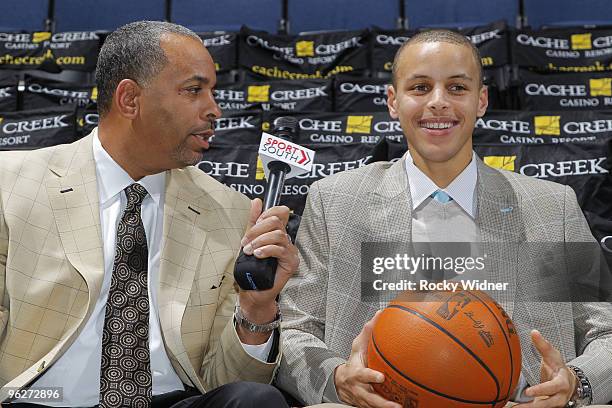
[125,183,148,208]
[431,190,453,204]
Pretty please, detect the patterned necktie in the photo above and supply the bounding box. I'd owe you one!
[431,190,453,204]
[100,183,152,408]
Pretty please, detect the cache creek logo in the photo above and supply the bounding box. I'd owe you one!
[345,115,373,134]
[484,156,516,171]
[590,78,612,96]
[247,85,270,103]
[534,116,561,136]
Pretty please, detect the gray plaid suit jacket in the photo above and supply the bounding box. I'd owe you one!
[0,130,279,403]
[277,156,612,405]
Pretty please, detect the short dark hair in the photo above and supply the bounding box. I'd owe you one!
[391,29,484,87]
[95,20,201,117]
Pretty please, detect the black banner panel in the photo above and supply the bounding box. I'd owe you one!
[0,107,78,150]
[334,76,390,112]
[22,75,97,109]
[264,111,404,145]
[239,27,369,80]
[0,76,17,112]
[370,21,510,74]
[474,142,610,209]
[517,70,612,110]
[512,28,612,73]
[474,110,612,145]
[215,78,332,112]
[77,105,98,137]
[0,32,99,72]
[198,142,374,215]
[210,110,263,145]
[199,32,238,72]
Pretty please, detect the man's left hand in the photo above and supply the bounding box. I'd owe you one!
[515,330,577,408]
[236,199,298,342]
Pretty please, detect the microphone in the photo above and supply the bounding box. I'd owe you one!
[262,117,298,210]
[234,116,314,291]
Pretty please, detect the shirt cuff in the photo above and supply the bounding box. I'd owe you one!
[511,373,532,402]
[239,331,274,363]
[322,364,342,403]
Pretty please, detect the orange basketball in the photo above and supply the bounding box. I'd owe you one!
[367,290,521,408]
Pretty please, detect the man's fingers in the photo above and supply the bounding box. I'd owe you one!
[257,205,290,226]
[531,330,564,370]
[524,377,564,399]
[246,198,263,231]
[242,215,285,247]
[353,367,385,384]
[514,394,566,408]
[352,310,383,353]
[243,230,291,255]
[353,385,402,408]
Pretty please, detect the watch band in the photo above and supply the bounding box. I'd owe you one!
[566,365,593,408]
[235,303,281,333]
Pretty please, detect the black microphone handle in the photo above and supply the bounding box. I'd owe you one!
[263,161,290,210]
[234,160,291,291]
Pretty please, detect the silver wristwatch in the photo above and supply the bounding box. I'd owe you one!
[234,303,281,333]
[566,365,593,408]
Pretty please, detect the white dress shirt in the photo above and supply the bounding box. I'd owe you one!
[21,132,271,406]
[405,151,478,218]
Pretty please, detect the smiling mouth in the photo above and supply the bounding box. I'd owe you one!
[418,119,459,131]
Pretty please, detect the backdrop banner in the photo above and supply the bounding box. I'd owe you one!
[0,107,78,150]
[239,27,369,79]
[199,32,238,72]
[22,75,97,110]
[517,69,612,110]
[473,110,612,145]
[0,31,100,72]
[512,27,612,73]
[0,75,17,112]
[370,20,510,74]
[215,78,332,112]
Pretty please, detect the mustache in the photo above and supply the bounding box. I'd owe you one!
[192,121,215,133]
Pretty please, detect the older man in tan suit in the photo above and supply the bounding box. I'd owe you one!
[0,21,299,408]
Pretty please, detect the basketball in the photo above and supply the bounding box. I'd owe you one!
[367,290,521,408]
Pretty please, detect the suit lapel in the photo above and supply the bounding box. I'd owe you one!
[157,167,210,388]
[45,133,105,313]
[366,158,413,308]
[476,159,524,317]
[367,158,413,242]
[475,159,546,387]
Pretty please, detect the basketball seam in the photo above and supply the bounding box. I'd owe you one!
[468,291,517,402]
[384,304,502,404]
[371,334,505,405]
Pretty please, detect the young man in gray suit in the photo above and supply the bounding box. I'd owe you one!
[277,30,612,408]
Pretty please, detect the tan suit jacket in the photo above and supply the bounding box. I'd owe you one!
[0,130,278,403]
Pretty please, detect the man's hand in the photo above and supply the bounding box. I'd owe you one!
[237,199,299,343]
[515,330,577,408]
[334,311,402,408]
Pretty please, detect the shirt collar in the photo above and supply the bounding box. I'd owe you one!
[93,131,165,207]
[404,151,478,218]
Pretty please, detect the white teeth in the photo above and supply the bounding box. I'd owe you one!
[422,122,453,129]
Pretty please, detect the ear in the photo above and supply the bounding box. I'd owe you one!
[113,79,141,120]
[477,85,488,118]
[387,85,399,119]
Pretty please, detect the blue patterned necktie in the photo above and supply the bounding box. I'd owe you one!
[100,183,151,408]
[431,190,453,204]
